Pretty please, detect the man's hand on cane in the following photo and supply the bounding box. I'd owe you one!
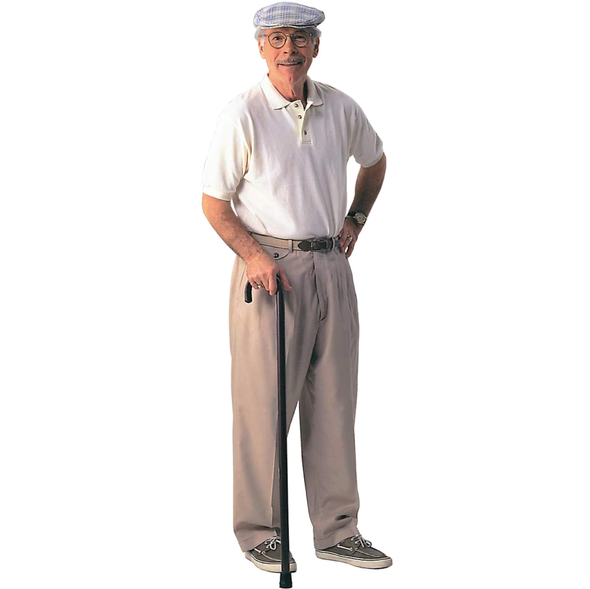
[246,250,293,296]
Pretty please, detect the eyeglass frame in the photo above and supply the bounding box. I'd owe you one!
[261,31,314,49]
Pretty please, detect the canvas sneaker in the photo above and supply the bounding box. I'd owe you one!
[245,535,297,573]
[316,534,392,569]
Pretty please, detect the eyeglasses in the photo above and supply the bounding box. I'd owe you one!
[262,31,312,49]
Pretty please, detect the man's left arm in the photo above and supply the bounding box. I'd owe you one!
[339,153,387,257]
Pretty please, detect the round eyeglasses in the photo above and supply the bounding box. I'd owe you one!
[262,31,312,49]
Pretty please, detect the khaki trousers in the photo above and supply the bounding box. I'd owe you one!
[229,241,361,552]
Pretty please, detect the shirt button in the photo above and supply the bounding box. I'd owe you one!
[298,115,302,119]
[294,103,299,108]
[304,130,308,135]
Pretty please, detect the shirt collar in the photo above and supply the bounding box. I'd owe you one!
[261,74,324,109]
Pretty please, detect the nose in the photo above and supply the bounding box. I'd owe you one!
[282,36,297,52]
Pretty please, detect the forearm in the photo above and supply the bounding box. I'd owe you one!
[348,153,387,218]
[202,193,265,263]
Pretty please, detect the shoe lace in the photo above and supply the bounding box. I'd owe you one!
[351,534,372,548]
[265,535,281,551]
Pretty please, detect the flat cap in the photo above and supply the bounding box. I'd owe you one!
[253,2,325,29]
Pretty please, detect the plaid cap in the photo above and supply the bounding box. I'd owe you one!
[253,2,325,29]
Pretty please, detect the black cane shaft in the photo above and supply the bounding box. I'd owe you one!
[275,278,291,587]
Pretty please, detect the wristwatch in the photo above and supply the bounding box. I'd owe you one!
[347,211,367,226]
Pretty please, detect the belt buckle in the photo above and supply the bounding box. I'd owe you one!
[298,238,333,252]
[311,239,328,251]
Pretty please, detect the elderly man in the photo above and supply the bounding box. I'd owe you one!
[202,1,390,574]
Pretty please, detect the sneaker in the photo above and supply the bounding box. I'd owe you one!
[245,535,297,573]
[316,534,392,569]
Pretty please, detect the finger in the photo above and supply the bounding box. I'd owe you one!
[342,233,353,253]
[340,233,349,253]
[268,273,277,296]
[346,239,356,258]
[338,225,348,249]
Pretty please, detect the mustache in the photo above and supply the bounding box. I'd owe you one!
[276,57,304,65]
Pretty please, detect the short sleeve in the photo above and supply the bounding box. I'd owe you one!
[348,102,384,168]
[202,103,250,201]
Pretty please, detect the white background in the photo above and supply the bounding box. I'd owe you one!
[1,1,589,588]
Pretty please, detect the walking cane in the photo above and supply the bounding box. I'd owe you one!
[245,276,292,588]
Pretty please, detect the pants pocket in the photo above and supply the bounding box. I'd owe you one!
[260,243,291,261]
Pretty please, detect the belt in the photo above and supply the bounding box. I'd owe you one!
[251,232,339,252]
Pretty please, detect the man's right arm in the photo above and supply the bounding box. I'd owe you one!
[202,193,293,296]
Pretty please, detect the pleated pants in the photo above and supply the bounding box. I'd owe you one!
[229,241,361,551]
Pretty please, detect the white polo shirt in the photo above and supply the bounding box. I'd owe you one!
[202,74,383,240]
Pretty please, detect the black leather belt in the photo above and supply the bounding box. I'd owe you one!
[251,232,339,252]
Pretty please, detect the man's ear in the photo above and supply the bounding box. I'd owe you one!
[313,37,320,58]
[258,40,266,59]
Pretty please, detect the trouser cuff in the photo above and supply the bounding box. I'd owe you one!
[314,522,360,550]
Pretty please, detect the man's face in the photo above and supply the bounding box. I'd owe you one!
[258,27,320,86]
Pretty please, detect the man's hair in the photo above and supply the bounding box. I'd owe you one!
[255,26,321,45]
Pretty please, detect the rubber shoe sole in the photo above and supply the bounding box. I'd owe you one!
[245,551,297,573]
[315,549,392,569]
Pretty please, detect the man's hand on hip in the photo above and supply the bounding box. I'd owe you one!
[246,250,293,296]
[338,217,362,258]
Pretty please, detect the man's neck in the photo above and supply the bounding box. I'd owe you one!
[269,74,308,107]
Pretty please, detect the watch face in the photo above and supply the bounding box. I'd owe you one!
[355,213,367,224]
